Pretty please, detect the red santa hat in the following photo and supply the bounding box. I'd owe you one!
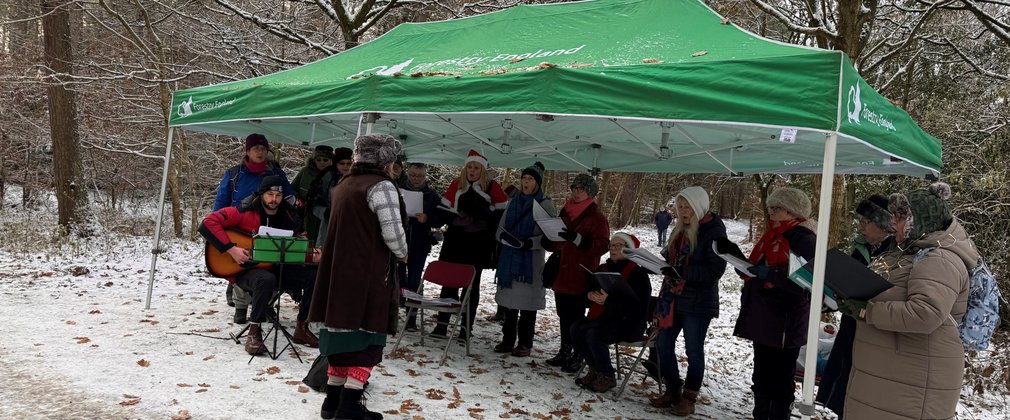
[612,232,640,249]
[465,149,488,167]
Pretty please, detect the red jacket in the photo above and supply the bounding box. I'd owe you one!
[545,201,610,295]
[199,198,300,253]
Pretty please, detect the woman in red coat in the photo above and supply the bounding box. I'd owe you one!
[543,174,611,373]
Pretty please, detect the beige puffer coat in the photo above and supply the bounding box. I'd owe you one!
[844,219,976,420]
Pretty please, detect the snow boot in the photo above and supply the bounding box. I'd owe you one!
[233,307,247,324]
[649,381,682,408]
[588,373,617,393]
[670,388,698,416]
[226,283,235,307]
[320,385,342,419]
[575,366,598,388]
[561,353,584,373]
[335,388,383,420]
[546,344,572,367]
[244,324,266,356]
[293,320,319,347]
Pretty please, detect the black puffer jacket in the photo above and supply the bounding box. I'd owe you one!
[660,214,728,318]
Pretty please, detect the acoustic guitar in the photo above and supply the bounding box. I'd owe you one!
[205,230,273,278]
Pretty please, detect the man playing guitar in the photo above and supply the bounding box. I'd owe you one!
[199,175,320,355]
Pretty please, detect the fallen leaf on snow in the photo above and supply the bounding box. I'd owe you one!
[74,337,90,344]
[203,355,215,361]
[581,403,592,412]
[405,369,420,377]
[298,386,310,393]
[170,410,191,420]
[88,309,101,314]
[195,388,208,393]
[66,320,76,325]
[229,385,240,389]
[266,366,281,375]
[198,383,210,388]
[425,389,445,400]
[285,380,301,385]
[177,384,192,387]
[137,359,150,367]
[119,397,141,406]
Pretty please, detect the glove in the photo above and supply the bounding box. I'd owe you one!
[660,266,681,279]
[500,234,523,249]
[748,265,772,280]
[837,299,868,320]
[520,239,534,251]
[558,227,581,245]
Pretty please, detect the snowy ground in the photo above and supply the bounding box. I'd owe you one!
[0,200,1005,419]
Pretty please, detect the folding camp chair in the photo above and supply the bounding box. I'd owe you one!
[577,296,662,397]
[389,260,476,365]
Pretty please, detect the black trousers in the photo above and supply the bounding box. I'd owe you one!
[570,319,625,375]
[554,292,587,347]
[435,269,482,334]
[235,265,316,323]
[501,308,537,348]
[751,342,801,403]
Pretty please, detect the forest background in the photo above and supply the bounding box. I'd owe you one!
[0,0,1008,394]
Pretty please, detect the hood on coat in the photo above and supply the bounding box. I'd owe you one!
[911,218,978,271]
[798,218,817,233]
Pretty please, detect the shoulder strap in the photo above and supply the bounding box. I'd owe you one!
[227,165,241,204]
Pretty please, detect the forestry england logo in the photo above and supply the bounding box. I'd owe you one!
[346,45,587,79]
[175,96,235,119]
[846,83,896,132]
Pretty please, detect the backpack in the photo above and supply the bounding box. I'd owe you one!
[914,248,1000,352]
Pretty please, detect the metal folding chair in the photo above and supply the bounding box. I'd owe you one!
[389,260,476,365]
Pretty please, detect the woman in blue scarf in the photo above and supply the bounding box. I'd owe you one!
[494,162,555,357]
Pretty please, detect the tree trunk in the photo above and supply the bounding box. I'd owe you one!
[41,0,90,236]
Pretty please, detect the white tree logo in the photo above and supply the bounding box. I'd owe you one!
[846,84,862,124]
[177,96,193,118]
[347,58,414,79]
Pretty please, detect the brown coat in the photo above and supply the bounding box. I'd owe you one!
[844,219,976,420]
[307,173,398,334]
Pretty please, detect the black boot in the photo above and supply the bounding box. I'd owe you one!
[752,392,771,420]
[561,353,584,373]
[768,399,794,420]
[335,387,383,420]
[226,283,235,307]
[320,385,342,419]
[546,344,572,367]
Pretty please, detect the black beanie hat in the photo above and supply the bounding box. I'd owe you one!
[314,145,334,159]
[257,175,285,195]
[855,194,893,232]
[333,147,353,162]
[521,161,545,187]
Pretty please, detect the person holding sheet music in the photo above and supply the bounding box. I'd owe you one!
[842,183,974,420]
[815,194,896,417]
[430,149,509,341]
[649,186,727,416]
[308,134,408,420]
[199,175,320,355]
[397,162,443,331]
[493,162,553,357]
[542,174,611,373]
[732,187,816,420]
[570,232,652,392]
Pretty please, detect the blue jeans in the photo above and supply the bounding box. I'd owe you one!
[657,312,712,390]
[657,226,668,245]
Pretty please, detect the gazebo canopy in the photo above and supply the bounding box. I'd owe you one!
[168,0,941,177]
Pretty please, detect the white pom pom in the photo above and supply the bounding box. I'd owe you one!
[929,182,952,200]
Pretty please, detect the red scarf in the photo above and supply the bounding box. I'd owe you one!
[587,260,638,320]
[746,218,803,286]
[563,198,594,221]
[244,157,269,174]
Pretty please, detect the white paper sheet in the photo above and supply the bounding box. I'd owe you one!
[712,240,755,277]
[621,248,670,274]
[257,226,294,237]
[399,189,423,216]
[532,200,565,241]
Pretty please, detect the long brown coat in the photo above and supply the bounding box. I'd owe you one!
[844,219,976,420]
[308,173,398,334]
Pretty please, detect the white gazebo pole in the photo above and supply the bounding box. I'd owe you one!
[799,132,838,419]
[145,127,175,310]
[363,112,376,135]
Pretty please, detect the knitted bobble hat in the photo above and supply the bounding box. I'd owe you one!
[766,187,812,219]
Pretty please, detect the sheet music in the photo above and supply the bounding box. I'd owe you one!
[257,226,294,237]
[532,200,565,241]
[712,240,755,277]
[621,248,670,274]
[399,189,423,216]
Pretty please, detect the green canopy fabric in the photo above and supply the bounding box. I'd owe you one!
[169,0,941,176]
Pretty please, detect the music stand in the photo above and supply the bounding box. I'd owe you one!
[243,234,313,363]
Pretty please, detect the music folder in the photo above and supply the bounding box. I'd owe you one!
[580,265,636,298]
[788,248,893,302]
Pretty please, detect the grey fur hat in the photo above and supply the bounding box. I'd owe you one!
[766,187,812,219]
[570,174,599,197]
[352,134,401,166]
[855,194,893,233]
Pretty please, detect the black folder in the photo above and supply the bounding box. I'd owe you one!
[800,248,893,300]
[581,265,636,298]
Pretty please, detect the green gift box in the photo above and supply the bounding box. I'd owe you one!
[251,235,309,263]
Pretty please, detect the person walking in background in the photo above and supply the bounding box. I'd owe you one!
[733,187,816,420]
[815,194,896,417]
[292,145,333,245]
[842,183,973,420]
[310,147,353,243]
[212,133,295,321]
[397,162,443,331]
[655,204,674,246]
[571,232,652,393]
[650,186,727,416]
[308,134,407,420]
[493,162,554,358]
[431,149,508,340]
[543,174,611,373]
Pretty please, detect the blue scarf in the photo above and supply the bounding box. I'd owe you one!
[496,189,543,288]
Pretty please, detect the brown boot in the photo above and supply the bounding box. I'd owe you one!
[649,382,682,408]
[670,388,698,416]
[245,324,266,355]
[292,320,319,348]
[575,367,598,388]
